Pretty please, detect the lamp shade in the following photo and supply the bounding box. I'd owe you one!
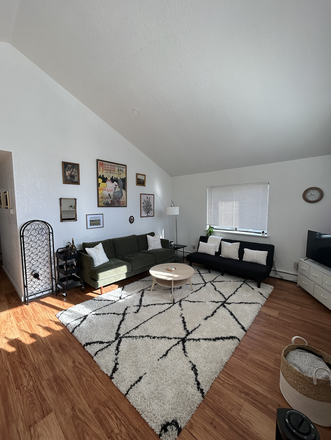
[165,206,179,215]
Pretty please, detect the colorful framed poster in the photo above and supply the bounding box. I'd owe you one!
[62,161,80,185]
[140,193,154,217]
[86,214,104,229]
[97,159,127,207]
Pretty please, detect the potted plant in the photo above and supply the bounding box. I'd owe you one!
[206,225,214,237]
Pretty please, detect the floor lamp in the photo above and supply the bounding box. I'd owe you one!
[165,205,179,244]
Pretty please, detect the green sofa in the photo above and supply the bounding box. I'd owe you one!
[80,232,175,292]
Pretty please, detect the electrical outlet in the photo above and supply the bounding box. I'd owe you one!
[192,243,196,249]
[294,262,298,270]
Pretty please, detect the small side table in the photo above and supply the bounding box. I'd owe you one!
[171,244,186,263]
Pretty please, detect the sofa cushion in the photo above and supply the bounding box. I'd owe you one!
[141,248,175,263]
[198,241,216,255]
[220,258,271,279]
[207,236,222,252]
[83,239,115,259]
[186,252,222,268]
[219,238,274,264]
[147,234,162,250]
[90,258,131,281]
[121,252,155,270]
[160,238,170,248]
[113,235,138,258]
[86,243,109,267]
[137,232,154,251]
[243,248,268,265]
[220,241,240,260]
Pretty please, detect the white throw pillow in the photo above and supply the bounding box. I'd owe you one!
[243,248,268,265]
[207,235,222,252]
[86,242,109,267]
[147,234,162,250]
[198,241,216,255]
[220,241,240,260]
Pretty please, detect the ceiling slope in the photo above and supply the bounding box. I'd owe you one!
[1,0,331,176]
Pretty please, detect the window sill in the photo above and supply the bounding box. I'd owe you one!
[210,230,269,238]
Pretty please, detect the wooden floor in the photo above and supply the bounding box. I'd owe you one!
[1,265,331,440]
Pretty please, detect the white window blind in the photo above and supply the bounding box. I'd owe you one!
[207,183,269,234]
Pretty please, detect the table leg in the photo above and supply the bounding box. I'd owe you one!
[171,280,174,303]
[189,277,193,291]
[151,277,156,291]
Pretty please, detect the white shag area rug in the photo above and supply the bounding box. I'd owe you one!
[57,268,274,440]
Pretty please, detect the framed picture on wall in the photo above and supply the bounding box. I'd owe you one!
[62,161,80,185]
[97,159,127,207]
[86,214,104,229]
[136,173,146,186]
[140,194,154,217]
[0,192,3,208]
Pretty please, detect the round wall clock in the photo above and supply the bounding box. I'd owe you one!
[302,187,324,203]
[129,215,135,224]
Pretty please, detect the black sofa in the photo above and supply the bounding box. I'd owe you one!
[186,236,275,287]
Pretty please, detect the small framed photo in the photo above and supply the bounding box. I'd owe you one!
[140,194,154,217]
[86,214,104,229]
[4,191,10,209]
[62,161,80,185]
[136,173,146,186]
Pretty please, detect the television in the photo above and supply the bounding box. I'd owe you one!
[306,230,331,269]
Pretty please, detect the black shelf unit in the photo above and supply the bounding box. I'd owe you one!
[56,247,84,297]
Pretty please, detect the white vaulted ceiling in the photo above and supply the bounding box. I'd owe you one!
[1,0,331,176]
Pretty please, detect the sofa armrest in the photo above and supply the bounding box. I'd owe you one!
[79,251,95,285]
[161,238,170,248]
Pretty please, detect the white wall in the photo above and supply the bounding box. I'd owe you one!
[0,151,20,293]
[0,43,173,300]
[173,155,331,281]
[1,42,330,299]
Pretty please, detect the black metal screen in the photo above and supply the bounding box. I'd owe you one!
[20,220,56,304]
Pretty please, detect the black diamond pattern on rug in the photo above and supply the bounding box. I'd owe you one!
[57,268,273,440]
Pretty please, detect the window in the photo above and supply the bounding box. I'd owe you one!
[207,182,269,235]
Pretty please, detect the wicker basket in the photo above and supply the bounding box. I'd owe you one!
[280,336,331,427]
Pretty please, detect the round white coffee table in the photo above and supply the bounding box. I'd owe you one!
[149,263,194,303]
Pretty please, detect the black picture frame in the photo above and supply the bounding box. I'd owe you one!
[140,194,154,217]
[62,161,80,185]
